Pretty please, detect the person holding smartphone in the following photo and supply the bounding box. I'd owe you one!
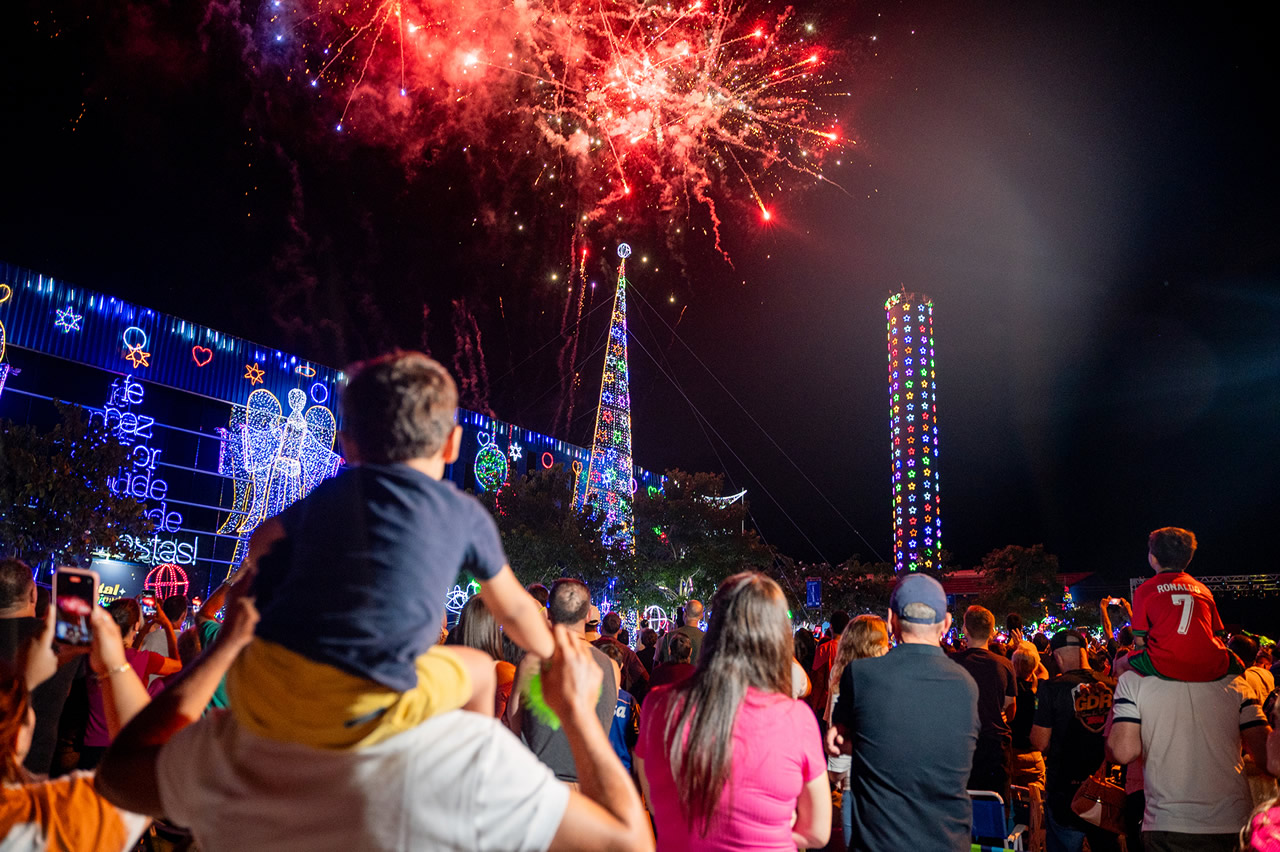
[134,595,183,686]
[1,559,85,775]
[1,594,152,850]
[78,598,181,769]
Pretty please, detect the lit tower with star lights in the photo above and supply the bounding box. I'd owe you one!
[578,244,636,552]
[885,291,940,572]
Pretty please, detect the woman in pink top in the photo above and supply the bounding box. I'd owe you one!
[80,598,180,768]
[635,572,830,850]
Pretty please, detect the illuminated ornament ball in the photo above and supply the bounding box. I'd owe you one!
[885,292,940,572]
[444,584,471,617]
[474,431,509,492]
[643,605,671,635]
[617,243,631,259]
[144,563,190,602]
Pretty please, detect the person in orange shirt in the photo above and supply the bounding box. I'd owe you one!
[2,604,151,851]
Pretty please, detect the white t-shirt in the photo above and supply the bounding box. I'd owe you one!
[1242,665,1275,704]
[791,659,811,699]
[156,709,570,852]
[1112,671,1267,834]
[138,625,169,657]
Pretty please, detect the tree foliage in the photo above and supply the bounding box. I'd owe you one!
[974,543,1062,621]
[627,469,773,608]
[480,467,774,610]
[0,402,153,567]
[478,464,610,590]
[770,556,950,621]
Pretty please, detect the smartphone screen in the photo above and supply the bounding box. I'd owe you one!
[139,596,156,617]
[55,568,99,645]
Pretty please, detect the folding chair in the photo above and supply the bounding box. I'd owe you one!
[968,789,1028,851]
[1009,784,1044,852]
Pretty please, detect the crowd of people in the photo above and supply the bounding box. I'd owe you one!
[2,351,1278,852]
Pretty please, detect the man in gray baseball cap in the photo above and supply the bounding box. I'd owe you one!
[827,572,980,851]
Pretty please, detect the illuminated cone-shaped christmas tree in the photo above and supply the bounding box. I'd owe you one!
[579,244,635,552]
[886,291,940,572]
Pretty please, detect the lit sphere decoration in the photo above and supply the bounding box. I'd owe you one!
[617,243,631,259]
[445,584,470,617]
[145,563,190,602]
[473,431,509,492]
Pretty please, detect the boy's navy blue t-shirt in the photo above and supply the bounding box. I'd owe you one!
[252,463,508,691]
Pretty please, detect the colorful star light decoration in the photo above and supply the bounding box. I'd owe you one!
[244,363,265,386]
[578,244,635,552]
[507,442,523,462]
[122,326,151,369]
[886,293,940,572]
[55,305,83,333]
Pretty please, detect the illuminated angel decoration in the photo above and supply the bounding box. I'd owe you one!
[218,387,342,572]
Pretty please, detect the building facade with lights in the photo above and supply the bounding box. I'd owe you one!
[885,291,940,572]
[0,261,659,600]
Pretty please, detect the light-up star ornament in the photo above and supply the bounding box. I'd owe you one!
[55,306,83,333]
[244,363,266,386]
[507,443,523,462]
[121,326,151,368]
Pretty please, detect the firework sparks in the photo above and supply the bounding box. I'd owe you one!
[269,0,849,252]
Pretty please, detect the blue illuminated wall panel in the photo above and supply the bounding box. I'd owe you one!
[1,262,661,595]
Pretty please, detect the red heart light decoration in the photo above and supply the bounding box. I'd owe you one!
[192,346,213,367]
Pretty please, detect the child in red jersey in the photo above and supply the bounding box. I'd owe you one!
[1128,527,1242,681]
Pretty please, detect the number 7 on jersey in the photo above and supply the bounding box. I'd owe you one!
[1170,593,1194,635]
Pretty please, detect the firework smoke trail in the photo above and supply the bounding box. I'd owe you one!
[554,232,595,434]
[419,302,432,356]
[554,231,580,434]
[268,0,850,245]
[451,298,494,415]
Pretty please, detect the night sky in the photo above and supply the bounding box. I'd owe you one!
[2,1,1276,586]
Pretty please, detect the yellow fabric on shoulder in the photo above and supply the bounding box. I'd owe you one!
[226,639,471,749]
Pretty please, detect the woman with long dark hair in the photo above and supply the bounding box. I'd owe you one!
[634,572,830,849]
[448,593,518,718]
